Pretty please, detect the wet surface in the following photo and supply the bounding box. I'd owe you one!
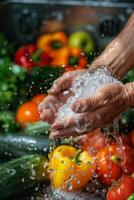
[16,180,106,200]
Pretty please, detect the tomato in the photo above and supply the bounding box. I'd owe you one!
[97,145,122,186]
[32,94,47,104]
[16,101,40,127]
[129,130,134,147]
[107,175,134,200]
[117,145,134,175]
[79,129,107,156]
[120,134,131,147]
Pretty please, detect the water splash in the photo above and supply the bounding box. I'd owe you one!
[57,67,121,133]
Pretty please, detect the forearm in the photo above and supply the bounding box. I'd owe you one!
[91,12,134,79]
[125,82,134,107]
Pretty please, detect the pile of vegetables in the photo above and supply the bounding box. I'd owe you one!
[0,30,134,200]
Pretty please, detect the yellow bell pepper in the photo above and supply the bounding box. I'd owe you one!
[49,145,96,191]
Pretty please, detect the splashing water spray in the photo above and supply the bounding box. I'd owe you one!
[47,67,125,200]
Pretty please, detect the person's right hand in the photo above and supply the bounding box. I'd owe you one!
[38,69,86,124]
[51,82,134,138]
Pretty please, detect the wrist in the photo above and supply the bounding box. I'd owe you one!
[125,82,134,107]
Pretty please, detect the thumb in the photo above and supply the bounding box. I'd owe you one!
[71,93,103,113]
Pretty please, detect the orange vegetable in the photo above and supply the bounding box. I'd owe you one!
[32,94,47,104]
[16,101,40,128]
[37,32,68,53]
[51,47,69,66]
[52,47,88,70]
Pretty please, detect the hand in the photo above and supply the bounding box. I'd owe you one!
[38,69,86,124]
[51,82,134,138]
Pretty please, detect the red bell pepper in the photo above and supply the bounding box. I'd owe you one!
[14,44,52,70]
[107,175,134,200]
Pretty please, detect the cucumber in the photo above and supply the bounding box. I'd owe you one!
[24,121,51,136]
[0,154,49,200]
[0,134,51,159]
[0,134,73,159]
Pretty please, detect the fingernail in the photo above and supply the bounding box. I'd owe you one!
[40,113,44,120]
[48,88,53,94]
[38,104,42,112]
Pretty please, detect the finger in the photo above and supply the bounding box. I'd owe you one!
[38,95,59,112]
[38,95,52,111]
[58,90,74,102]
[50,112,100,138]
[72,93,103,113]
[52,112,99,131]
[52,116,75,130]
[40,109,55,124]
[50,127,77,139]
[48,70,86,95]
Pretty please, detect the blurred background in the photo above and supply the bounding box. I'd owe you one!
[0,0,133,47]
[0,1,134,199]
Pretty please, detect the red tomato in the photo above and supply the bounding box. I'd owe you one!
[119,134,131,147]
[117,145,134,175]
[129,130,134,147]
[16,101,40,127]
[97,145,122,186]
[107,175,134,200]
[32,94,47,104]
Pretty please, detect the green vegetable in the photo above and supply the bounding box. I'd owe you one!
[68,31,94,54]
[119,109,134,134]
[0,58,26,111]
[122,68,134,83]
[127,194,134,200]
[0,33,15,58]
[0,134,51,159]
[25,66,64,97]
[0,111,20,133]
[0,133,73,160]
[0,154,49,200]
[24,121,51,136]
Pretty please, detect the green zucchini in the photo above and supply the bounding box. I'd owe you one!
[0,134,51,159]
[0,154,49,200]
[24,121,51,136]
[0,134,73,159]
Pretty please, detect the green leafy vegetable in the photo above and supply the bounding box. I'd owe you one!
[0,111,20,133]
[0,33,15,58]
[24,66,64,97]
[0,58,26,110]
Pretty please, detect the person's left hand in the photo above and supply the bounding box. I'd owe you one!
[38,70,86,124]
[51,82,134,138]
